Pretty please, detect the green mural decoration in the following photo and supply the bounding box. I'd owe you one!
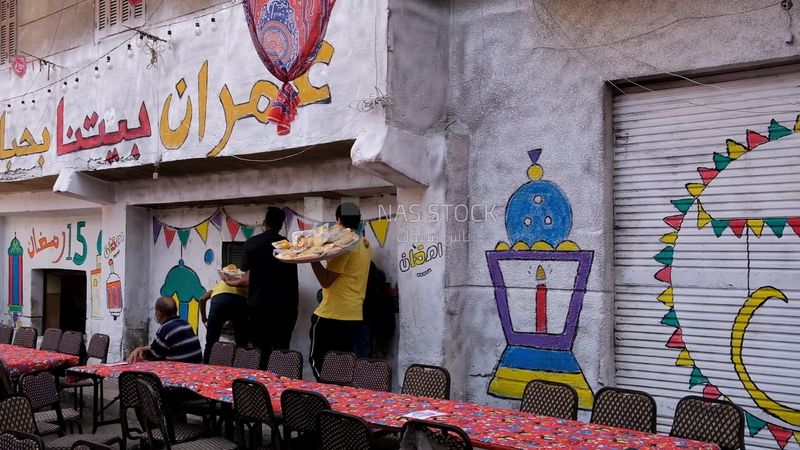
[160,259,205,334]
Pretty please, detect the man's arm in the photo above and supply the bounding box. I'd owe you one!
[126,345,151,363]
[143,332,169,361]
[198,290,213,325]
[311,261,340,288]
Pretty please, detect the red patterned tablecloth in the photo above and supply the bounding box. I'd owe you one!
[69,361,718,450]
[0,343,80,378]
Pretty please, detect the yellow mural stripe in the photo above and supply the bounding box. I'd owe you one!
[697,203,711,229]
[686,183,706,198]
[731,287,800,426]
[676,349,694,366]
[491,368,593,409]
[657,287,674,307]
[794,431,800,446]
[747,219,764,238]
[659,232,678,245]
[727,140,748,159]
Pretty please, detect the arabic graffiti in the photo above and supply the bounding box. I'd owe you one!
[399,242,443,274]
[0,113,50,160]
[26,221,88,266]
[102,232,124,260]
[56,98,152,156]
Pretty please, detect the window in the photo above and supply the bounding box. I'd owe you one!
[0,0,16,66]
[96,0,144,38]
[221,242,245,268]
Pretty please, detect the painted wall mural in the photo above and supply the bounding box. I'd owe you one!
[160,259,206,334]
[657,118,800,448]
[24,221,88,265]
[485,149,594,408]
[7,235,24,318]
[399,241,443,278]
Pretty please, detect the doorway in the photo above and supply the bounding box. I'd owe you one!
[42,270,87,333]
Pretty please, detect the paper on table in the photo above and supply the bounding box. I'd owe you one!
[103,362,129,367]
[402,410,448,420]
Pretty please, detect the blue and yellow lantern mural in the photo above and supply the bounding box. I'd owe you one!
[160,259,205,334]
[7,235,23,323]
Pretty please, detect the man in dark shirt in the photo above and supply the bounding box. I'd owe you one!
[225,207,299,367]
[127,296,202,363]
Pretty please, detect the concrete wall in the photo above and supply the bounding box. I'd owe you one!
[443,0,800,446]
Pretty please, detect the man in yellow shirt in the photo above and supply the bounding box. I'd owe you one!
[309,202,371,380]
[198,279,247,363]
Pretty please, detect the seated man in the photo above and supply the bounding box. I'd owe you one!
[127,296,202,363]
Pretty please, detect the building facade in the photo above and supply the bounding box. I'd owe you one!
[1,1,799,449]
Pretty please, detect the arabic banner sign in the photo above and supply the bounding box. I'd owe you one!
[11,55,27,79]
[243,0,337,135]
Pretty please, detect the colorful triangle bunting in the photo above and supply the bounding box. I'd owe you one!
[660,232,678,245]
[726,139,748,159]
[195,220,210,243]
[787,217,800,237]
[153,218,162,244]
[675,349,693,366]
[697,203,711,229]
[210,209,223,231]
[794,114,800,133]
[697,167,719,185]
[711,218,729,237]
[666,328,684,348]
[177,228,191,248]
[242,226,255,239]
[729,219,747,238]
[655,266,672,284]
[297,218,313,231]
[661,309,680,328]
[767,423,792,449]
[747,219,764,238]
[689,367,708,388]
[745,411,767,437]
[283,207,294,233]
[368,218,390,248]
[654,247,674,265]
[671,198,695,214]
[664,214,685,231]
[713,152,733,171]
[226,217,240,240]
[657,287,674,307]
[765,218,787,238]
[768,119,792,141]
[794,431,800,447]
[747,130,769,149]
[164,227,176,248]
[703,384,721,400]
[686,183,706,198]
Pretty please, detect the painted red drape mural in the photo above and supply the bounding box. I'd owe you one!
[243,0,337,135]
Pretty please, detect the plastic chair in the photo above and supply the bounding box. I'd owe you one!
[233,346,262,370]
[352,358,391,392]
[400,419,472,450]
[670,395,745,450]
[280,388,331,450]
[233,378,281,449]
[39,328,63,352]
[267,349,304,379]
[319,351,357,386]
[12,327,37,349]
[60,333,111,424]
[590,387,657,433]
[0,429,45,449]
[208,341,236,367]
[57,331,85,358]
[19,370,81,435]
[0,324,13,344]
[520,380,578,420]
[401,364,451,399]
[134,379,237,450]
[318,410,373,450]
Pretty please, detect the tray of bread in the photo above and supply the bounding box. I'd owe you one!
[218,264,245,280]
[272,224,360,263]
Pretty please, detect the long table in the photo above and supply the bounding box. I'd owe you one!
[0,343,79,378]
[68,361,718,450]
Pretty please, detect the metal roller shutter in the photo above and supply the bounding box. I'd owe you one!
[613,69,800,450]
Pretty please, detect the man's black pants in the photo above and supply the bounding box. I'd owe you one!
[309,314,360,380]
[248,304,298,369]
[203,293,247,364]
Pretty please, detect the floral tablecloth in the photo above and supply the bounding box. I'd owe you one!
[0,343,80,378]
[69,361,718,450]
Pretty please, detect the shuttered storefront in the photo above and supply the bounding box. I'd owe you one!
[613,69,800,450]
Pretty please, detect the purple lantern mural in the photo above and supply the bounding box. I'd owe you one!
[485,149,595,408]
[243,0,337,135]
